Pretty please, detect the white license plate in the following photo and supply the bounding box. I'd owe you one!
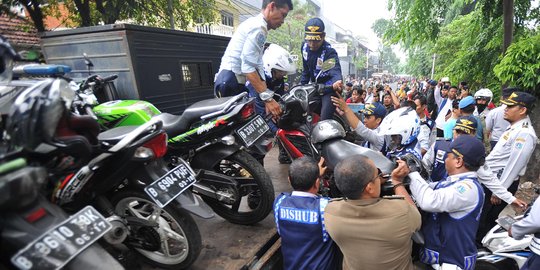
[236,115,270,147]
[144,159,197,208]
[11,206,112,270]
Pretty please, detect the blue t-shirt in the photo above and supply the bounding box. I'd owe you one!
[443,118,457,140]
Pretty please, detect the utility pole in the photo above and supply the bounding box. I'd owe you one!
[168,0,175,30]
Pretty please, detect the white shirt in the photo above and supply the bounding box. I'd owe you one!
[354,124,384,152]
[409,171,481,219]
[482,117,537,188]
[485,105,510,142]
[217,13,267,79]
[435,98,453,130]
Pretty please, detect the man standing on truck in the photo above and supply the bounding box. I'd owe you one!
[214,0,293,119]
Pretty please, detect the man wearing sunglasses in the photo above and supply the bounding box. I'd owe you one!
[324,155,420,270]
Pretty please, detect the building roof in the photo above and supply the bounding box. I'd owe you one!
[0,15,40,47]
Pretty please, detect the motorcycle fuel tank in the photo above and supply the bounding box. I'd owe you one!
[93,100,161,128]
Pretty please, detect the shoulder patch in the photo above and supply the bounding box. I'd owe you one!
[515,142,524,149]
[256,32,266,47]
[455,182,472,194]
[436,149,446,161]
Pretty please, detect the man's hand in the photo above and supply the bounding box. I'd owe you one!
[318,157,327,177]
[508,227,513,237]
[333,80,343,93]
[265,99,282,119]
[391,160,410,184]
[331,94,348,112]
[490,194,502,205]
[511,198,528,209]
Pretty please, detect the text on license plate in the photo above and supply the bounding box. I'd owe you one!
[11,206,112,270]
[236,115,270,147]
[144,160,197,208]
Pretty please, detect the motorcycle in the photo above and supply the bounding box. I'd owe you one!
[273,60,425,197]
[475,188,540,270]
[0,152,124,270]
[6,74,210,269]
[70,71,275,225]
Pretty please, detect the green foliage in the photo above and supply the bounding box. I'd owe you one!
[494,33,540,94]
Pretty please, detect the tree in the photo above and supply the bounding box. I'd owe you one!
[1,0,218,31]
[494,33,540,93]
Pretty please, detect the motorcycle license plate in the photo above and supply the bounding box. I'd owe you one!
[11,206,112,270]
[236,115,270,147]
[144,159,197,208]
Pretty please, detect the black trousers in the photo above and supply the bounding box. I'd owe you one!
[476,179,520,246]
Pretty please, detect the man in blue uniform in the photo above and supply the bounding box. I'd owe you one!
[396,135,486,270]
[301,17,343,121]
[273,157,341,269]
[214,0,293,119]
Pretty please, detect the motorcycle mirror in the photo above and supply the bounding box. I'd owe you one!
[83,53,94,68]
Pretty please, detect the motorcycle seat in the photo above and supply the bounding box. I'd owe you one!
[321,139,394,175]
[154,96,238,136]
[98,126,138,145]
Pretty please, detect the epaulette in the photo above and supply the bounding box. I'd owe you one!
[382,195,405,200]
[329,197,345,202]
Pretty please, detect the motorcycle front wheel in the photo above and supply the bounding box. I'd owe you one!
[111,190,201,269]
[204,150,275,225]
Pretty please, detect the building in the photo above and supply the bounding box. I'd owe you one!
[193,0,260,37]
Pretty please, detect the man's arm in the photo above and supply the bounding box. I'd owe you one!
[422,142,436,172]
[434,85,442,107]
[409,172,478,213]
[510,198,540,239]
[322,48,343,92]
[498,132,536,188]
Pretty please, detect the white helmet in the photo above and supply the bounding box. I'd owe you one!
[474,88,493,103]
[379,107,420,150]
[263,44,296,77]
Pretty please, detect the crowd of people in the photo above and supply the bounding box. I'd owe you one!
[213,1,539,269]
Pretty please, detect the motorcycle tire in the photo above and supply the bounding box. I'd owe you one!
[475,259,519,270]
[204,150,275,225]
[111,189,201,270]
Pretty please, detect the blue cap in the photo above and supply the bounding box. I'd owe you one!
[361,102,386,118]
[454,116,477,135]
[305,18,325,41]
[441,135,485,167]
[459,96,475,109]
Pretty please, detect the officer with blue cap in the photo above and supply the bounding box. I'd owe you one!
[301,17,343,121]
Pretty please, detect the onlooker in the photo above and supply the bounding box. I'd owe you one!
[485,87,515,149]
[343,82,353,100]
[426,80,439,120]
[442,99,460,140]
[435,85,457,137]
[346,89,361,104]
[414,94,435,156]
[274,157,342,269]
[477,91,538,244]
[324,155,421,270]
[300,17,343,120]
[214,0,293,119]
[332,96,386,152]
[448,96,484,140]
[509,194,540,270]
[398,135,486,269]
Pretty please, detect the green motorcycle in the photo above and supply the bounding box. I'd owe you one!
[75,75,275,225]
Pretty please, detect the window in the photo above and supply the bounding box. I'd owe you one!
[181,62,213,89]
[221,11,234,27]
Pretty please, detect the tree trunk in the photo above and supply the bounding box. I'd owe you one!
[73,0,93,26]
[19,0,45,32]
[502,0,514,54]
